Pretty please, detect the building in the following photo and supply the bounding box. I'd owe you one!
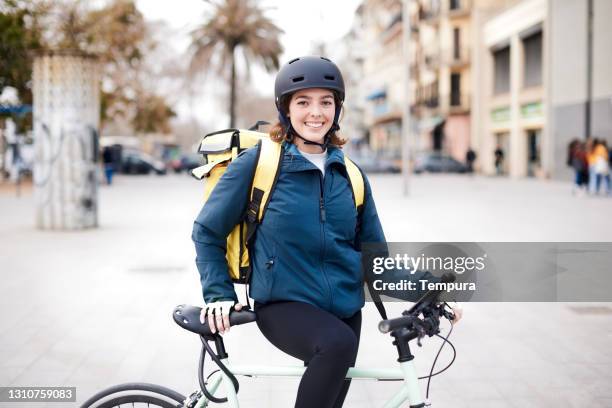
[473,0,612,178]
[360,0,405,161]
[330,4,369,151]
[411,0,516,162]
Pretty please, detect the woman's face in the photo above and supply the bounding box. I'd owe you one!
[287,88,335,144]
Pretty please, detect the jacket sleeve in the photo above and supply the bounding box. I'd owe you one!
[192,147,259,304]
[357,172,440,302]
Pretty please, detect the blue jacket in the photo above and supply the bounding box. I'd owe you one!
[192,141,387,319]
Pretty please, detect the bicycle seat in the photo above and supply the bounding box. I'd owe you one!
[173,304,257,337]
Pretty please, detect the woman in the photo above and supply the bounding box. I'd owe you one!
[592,139,611,195]
[568,139,588,195]
[192,56,461,408]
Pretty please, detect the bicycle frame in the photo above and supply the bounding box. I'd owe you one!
[194,358,424,408]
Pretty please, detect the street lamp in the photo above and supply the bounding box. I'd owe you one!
[401,0,413,196]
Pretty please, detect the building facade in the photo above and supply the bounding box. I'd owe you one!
[473,0,612,178]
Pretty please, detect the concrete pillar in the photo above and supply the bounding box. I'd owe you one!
[509,34,526,178]
[32,52,100,230]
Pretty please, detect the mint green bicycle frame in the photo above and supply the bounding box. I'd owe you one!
[193,359,424,408]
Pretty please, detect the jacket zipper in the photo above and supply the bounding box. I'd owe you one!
[318,172,333,310]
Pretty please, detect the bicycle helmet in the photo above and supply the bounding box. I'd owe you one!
[274,56,345,149]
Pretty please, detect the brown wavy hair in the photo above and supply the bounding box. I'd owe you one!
[269,91,347,147]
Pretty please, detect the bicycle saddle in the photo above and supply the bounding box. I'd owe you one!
[173,304,257,337]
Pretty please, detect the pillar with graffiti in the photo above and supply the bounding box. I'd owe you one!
[32,51,100,230]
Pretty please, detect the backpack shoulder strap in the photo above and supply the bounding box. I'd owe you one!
[343,155,365,211]
[245,139,283,239]
[343,154,388,321]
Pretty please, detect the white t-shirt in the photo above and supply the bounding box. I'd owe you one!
[300,149,327,177]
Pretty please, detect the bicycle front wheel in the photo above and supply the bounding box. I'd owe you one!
[81,382,186,408]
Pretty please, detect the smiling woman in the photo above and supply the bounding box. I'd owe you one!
[192,56,447,408]
[194,56,379,408]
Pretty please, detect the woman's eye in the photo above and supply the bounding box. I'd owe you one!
[323,101,332,106]
[297,101,307,106]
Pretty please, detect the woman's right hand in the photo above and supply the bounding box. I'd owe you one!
[200,301,243,334]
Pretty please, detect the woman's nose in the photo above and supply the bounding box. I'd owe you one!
[309,105,322,117]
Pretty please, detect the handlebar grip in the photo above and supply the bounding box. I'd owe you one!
[378,315,417,334]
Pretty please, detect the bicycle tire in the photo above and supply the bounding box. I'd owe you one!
[80,382,185,408]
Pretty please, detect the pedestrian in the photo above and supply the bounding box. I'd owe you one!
[494,145,504,175]
[568,139,588,196]
[192,56,461,408]
[102,146,114,185]
[585,137,597,194]
[466,148,476,173]
[592,139,611,195]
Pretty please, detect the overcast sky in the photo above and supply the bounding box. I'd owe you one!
[135,0,362,128]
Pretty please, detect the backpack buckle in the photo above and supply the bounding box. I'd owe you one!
[246,201,260,224]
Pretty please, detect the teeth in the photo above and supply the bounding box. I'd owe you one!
[305,122,323,128]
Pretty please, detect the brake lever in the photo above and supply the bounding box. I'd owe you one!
[416,324,426,347]
[441,302,457,321]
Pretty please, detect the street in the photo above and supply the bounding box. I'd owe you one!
[1,173,611,407]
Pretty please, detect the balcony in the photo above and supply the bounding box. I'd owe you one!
[424,52,441,69]
[419,6,440,24]
[441,47,470,68]
[448,92,471,113]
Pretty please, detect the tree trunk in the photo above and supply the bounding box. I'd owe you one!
[229,46,236,128]
[32,52,100,230]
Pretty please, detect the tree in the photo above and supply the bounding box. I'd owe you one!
[132,91,176,134]
[0,0,48,129]
[189,0,283,127]
[55,0,157,131]
[1,0,176,134]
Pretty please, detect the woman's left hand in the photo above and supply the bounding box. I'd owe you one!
[451,305,463,325]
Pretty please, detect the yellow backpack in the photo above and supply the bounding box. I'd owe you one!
[192,128,365,285]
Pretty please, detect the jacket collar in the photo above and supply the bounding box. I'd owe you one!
[281,141,346,172]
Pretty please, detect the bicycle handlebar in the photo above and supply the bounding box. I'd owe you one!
[378,273,456,335]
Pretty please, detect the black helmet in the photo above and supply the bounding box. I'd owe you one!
[274,56,345,107]
[274,56,345,134]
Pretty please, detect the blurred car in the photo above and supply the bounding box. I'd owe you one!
[413,152,468,174]
[349,154,401,174]
[119,152,167,175]
[179,153,204,173]
[165,153,204,173]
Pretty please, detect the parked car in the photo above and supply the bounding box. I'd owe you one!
[119,152,167,175]
[413,152,468,174]
[349,154,401,174]
[179,153,204,173]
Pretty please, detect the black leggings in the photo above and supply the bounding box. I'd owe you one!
[254,301,361,408]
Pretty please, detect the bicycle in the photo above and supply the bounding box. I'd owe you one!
[81,274,457,408]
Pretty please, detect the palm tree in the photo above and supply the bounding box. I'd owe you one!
[189,0,283,127]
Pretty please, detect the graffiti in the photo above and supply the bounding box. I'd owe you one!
[34,119,99,227]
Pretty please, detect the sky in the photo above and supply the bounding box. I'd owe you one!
[135,0,363,129]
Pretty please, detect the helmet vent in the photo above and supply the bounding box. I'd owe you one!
[292,76,304,83]
[324,75,335,81]
[288,58,300,64]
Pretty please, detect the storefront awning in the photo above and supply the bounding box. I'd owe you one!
[0,104,32,115]
[366,89,387,101]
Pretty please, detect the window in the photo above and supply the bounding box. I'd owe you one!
[493,46,510,95]
[523,31,543,88]
[450,0,461,11]
[453,27,461,60]
[450,73,461,106]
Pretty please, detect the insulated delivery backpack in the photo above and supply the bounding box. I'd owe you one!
[191,127,365,285]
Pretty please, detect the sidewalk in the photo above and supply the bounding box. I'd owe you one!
[1,173,611,407]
